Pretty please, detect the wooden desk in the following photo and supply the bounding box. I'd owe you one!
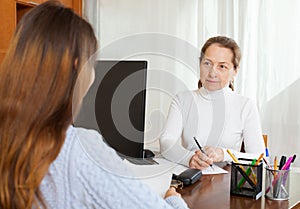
[178,166,300,209]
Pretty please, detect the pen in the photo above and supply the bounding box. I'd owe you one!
[193,137,214,169]
[279,156,286,170]
[287,154,297,170]
[263,135,269,158]
[282,154,296,186]
[281,155,295,170]
[265,155,295,194]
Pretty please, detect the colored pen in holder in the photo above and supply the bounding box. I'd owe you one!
[265,154,296,200]
[265,165,290,200]
[230,159,263,199]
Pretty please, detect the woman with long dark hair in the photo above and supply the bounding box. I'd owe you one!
[0,1,188,208]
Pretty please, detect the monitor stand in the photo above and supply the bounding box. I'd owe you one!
[143,149,155,159]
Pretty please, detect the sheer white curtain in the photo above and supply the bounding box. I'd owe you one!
[257,0,300,166]
[232,0,300,166]
[83,0,300,166]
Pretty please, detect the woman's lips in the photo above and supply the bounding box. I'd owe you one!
[206,80,219,83]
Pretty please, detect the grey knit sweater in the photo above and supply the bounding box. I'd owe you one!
[39,126,189,209]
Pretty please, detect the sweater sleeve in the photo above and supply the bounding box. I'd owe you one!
[242,99,265,154]
[73,128,189,209]
[165,196,190,209]
[223,99,265,162]
[159,95,195,167]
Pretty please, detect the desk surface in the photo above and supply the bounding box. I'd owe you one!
[178,165,300,209]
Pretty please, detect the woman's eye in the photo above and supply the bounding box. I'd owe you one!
[204,61,211,66]
[219,65,228,70]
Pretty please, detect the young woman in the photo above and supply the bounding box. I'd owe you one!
[0,1,188,209]
[160,36,265,170]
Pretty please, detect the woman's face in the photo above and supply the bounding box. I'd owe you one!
[72,64,95,119]
[79,66,95,99]
[200,44,238,91]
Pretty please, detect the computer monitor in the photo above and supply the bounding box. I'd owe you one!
[74,60,148,159]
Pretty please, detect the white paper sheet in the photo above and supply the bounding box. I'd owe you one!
[201,163,228,175]
[154,158,228,175]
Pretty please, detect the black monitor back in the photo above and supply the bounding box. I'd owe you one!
[74,60,147,158]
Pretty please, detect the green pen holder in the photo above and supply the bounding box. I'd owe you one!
[230,159,263,199]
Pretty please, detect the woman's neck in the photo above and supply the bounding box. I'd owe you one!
[198,86,231,100]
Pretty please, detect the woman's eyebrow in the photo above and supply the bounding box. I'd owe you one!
[202,58,212,62]
[203,58,230,65]
[218,62,230,65]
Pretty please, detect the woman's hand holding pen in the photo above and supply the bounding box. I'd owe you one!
[204,146,224,162]
[189,146,224,170]
[189,150,213,170]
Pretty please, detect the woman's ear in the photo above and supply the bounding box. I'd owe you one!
[233,66,239,76]
[230,66,239,80]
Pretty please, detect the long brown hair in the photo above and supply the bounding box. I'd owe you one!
[0,1,97,208]
[198,36,241,91]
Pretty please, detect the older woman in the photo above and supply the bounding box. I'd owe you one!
[160,36,265,170]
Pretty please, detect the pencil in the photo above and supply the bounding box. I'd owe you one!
[226,149,246,172]
[274,156,278,178]
[255,153,264,166]
[226,149,239,163]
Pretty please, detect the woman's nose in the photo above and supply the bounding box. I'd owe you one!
[208,66,218,77]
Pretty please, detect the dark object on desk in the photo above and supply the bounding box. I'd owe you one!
[173,168,202,186]
[143,149,155,158]
[230,159,263,200]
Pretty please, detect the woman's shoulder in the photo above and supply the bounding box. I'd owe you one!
[65,126,128,174]
[226,91,257,112]
[176,89,198,96]
[174,90,198,101]
[227,90,253,103]
[170,90,199,109]
[68,126,106,150]
[64,126,106,158]
[68,126,102,139]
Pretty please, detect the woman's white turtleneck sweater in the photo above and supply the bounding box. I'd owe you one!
[160,87,265,166]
